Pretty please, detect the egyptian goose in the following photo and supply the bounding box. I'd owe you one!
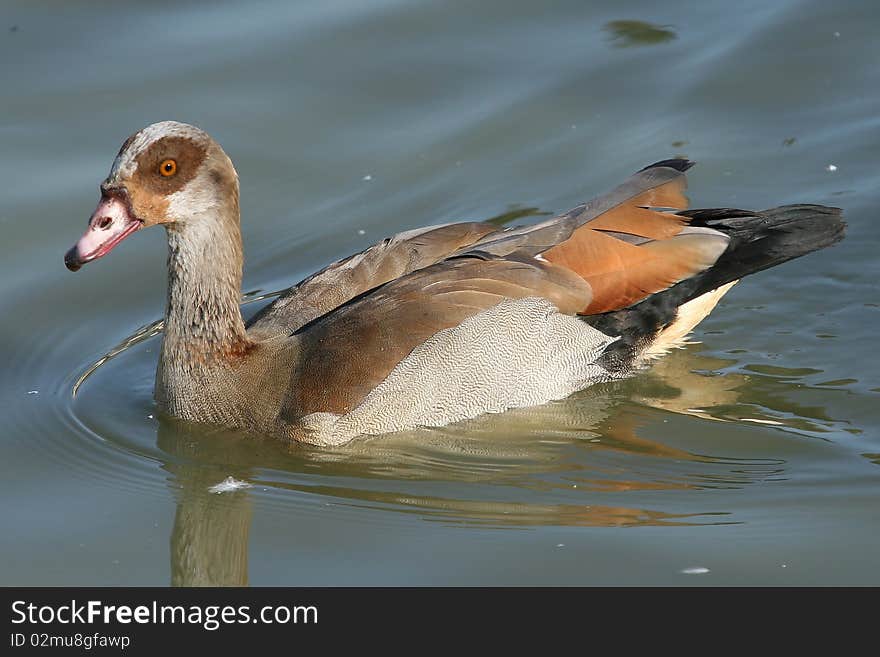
[64,121,844,445]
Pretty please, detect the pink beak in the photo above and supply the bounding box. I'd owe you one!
[65,192,142,272]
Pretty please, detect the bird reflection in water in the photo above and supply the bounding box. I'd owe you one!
[159,426,254,586]
[156,344,795,586]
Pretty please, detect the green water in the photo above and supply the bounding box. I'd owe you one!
[1,0,878,585]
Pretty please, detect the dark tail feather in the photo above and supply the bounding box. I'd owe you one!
[586,204,845,371]
[638,158,695,173]
[678,204,845,294]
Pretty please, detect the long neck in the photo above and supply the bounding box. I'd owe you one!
[161,199,250,368]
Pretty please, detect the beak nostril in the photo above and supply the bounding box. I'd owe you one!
[97,216,113,230]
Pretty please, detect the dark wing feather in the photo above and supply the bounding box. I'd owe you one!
[247,221,497,336]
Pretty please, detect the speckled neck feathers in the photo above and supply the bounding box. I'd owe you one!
[162,196,250,363]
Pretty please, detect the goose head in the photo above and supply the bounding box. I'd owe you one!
[65,121,239,271]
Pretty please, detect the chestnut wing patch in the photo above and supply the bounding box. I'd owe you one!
[540,164,730,314]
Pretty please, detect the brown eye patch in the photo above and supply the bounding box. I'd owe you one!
[133,136,207,195]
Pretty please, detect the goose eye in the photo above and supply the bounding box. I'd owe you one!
[159,159,177,177]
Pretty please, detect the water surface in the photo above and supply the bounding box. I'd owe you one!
[1,0,878,585]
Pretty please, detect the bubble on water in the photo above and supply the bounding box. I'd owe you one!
[209,476,252,494]
[680,566,710,575]
[362,174,372,181]
[741,417,784,426]
[826,164,838,172]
